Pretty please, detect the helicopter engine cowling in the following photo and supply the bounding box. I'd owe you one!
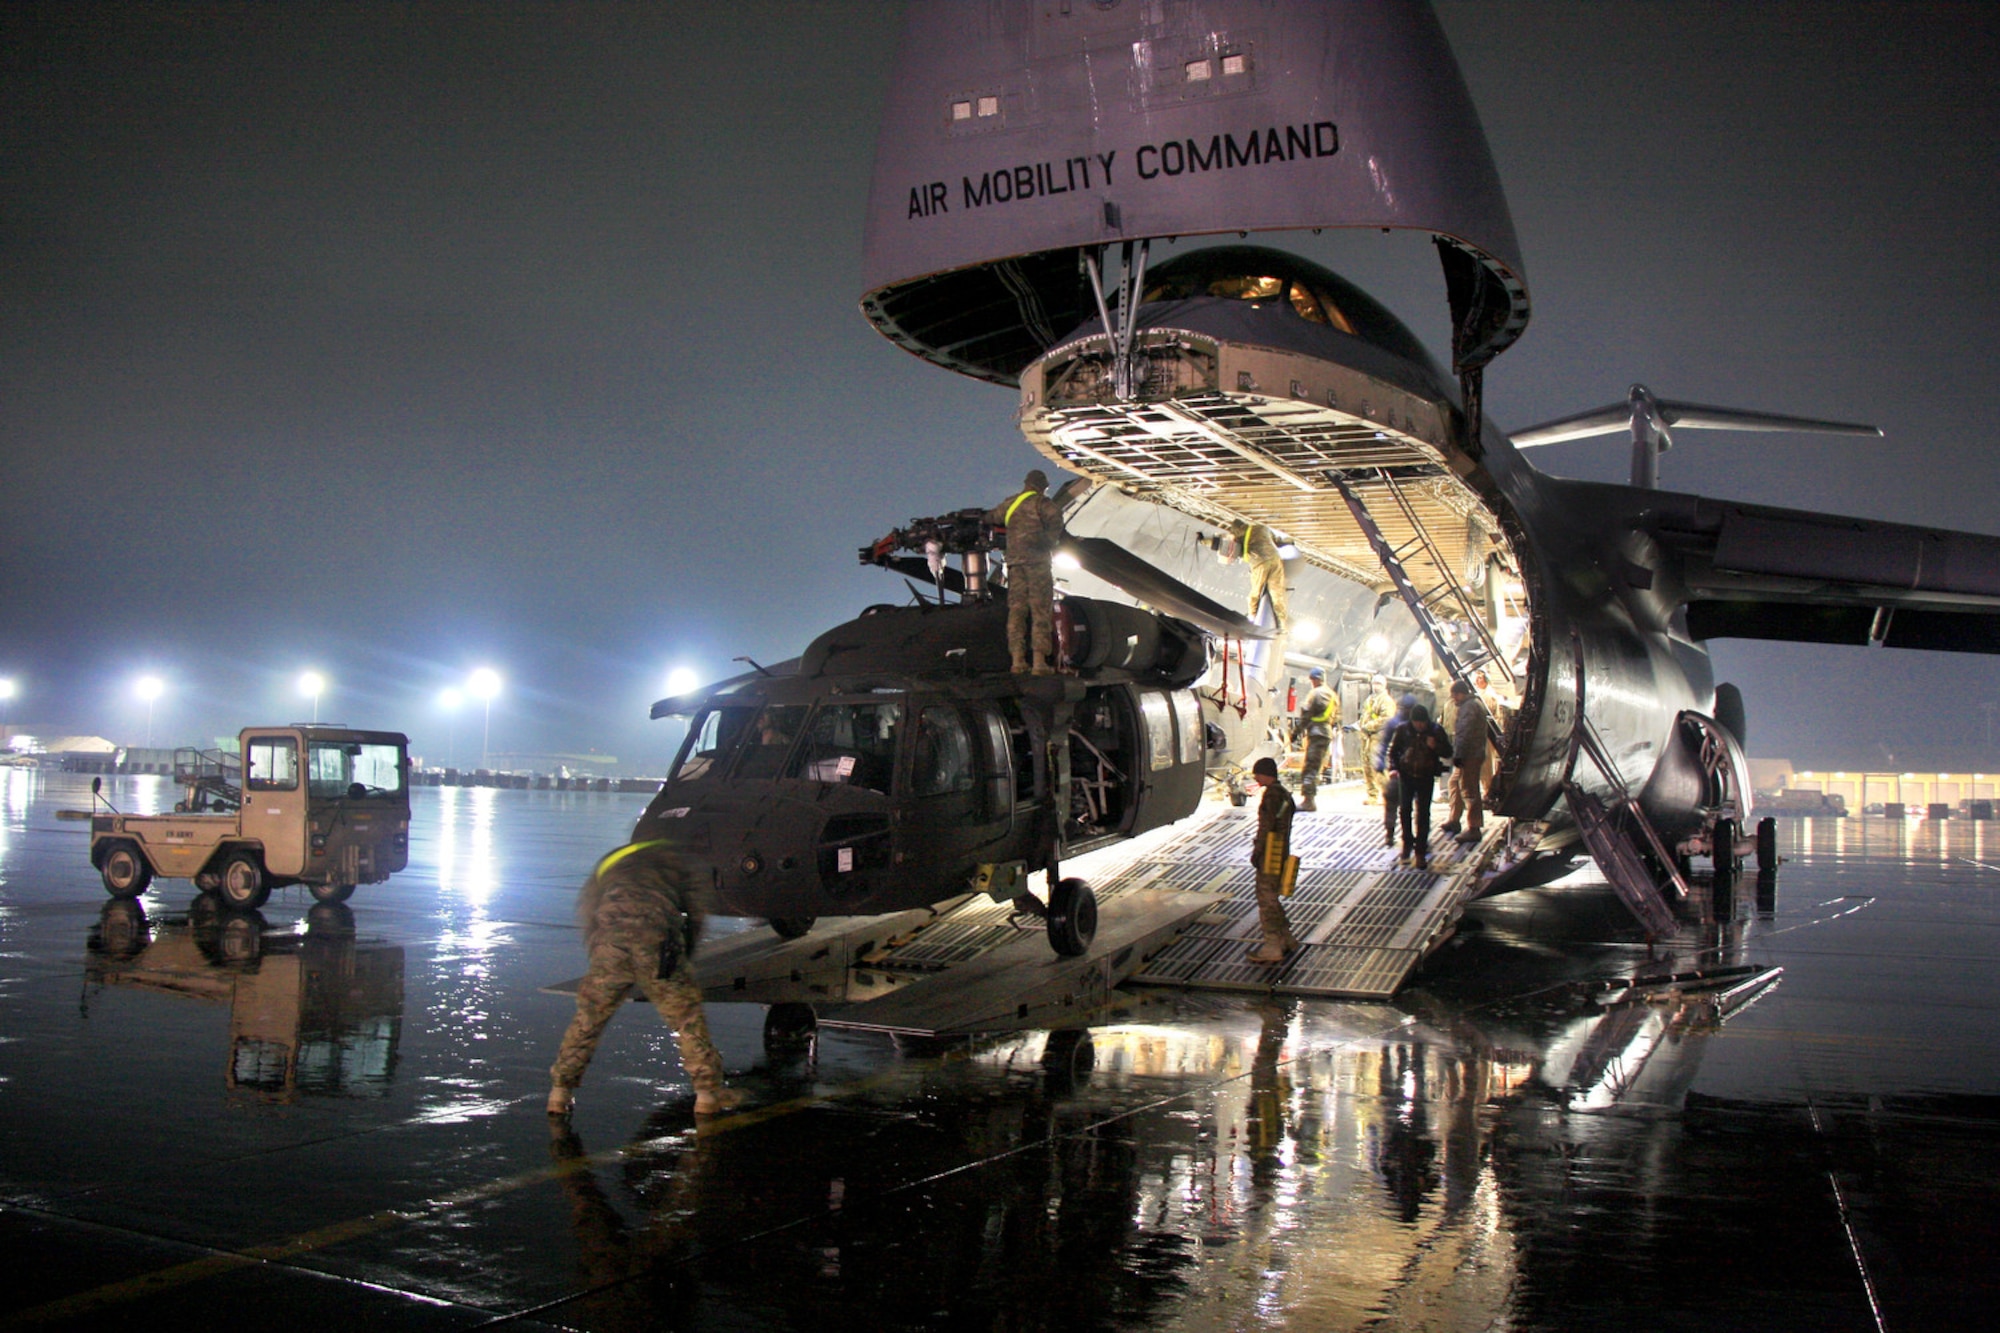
[1059,598,1207,686]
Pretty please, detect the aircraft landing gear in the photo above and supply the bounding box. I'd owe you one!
[1711,817,1740,894]
[1046,877,1098,957]
[1755,816,1778,871]
[763,1002,817,1056]
[767,915,816,940]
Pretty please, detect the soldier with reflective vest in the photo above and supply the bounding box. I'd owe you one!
[548,839,743,1117]
[1356,675,1396,802]
[1297,666,1339,811]
[1247,757,1301,963]
[1224,518,1289,637]
[987,469,1069,675]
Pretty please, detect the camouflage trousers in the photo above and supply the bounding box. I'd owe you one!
[1301,733,1332,798]
[1247,557,1288,632]
[1008,557,1056,669]
[1361,731,1384,798]
[551,942,725,1096]
[1253,869,1295,945]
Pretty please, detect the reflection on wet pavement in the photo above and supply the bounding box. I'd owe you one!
[2,773,1996,1330]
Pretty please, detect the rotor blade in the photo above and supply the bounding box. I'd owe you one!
[876,555,967,594]
[1064,536,1274,639]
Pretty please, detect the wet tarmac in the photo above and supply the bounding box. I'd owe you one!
[2,768,1996,1330]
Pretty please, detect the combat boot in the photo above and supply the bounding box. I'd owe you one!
[546,1084,575,1118]
[694,1084,747,1115]
[1245,932,1298,964]
[1300,795,1318,812]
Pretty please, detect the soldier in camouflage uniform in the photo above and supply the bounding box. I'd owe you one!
[1225,519,1289,637]
[1246,757,1300,963]
[1356,675,1396,801]
[1297,665,1339,811]
[548,840,742,1117]
[989,469,1069,675]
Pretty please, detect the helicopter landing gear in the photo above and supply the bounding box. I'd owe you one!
[763,1002,817,1056]
[1046,877,1098,957]
[767,916,816,940]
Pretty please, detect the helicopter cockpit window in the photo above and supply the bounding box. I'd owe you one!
[673,706,755,783]
[789,701,900,793]
[911,706,974,798]
[733,704,809,780]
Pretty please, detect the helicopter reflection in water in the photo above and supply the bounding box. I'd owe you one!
[86,899,404,1101]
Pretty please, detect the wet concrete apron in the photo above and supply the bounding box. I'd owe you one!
[2,771,1994,1330]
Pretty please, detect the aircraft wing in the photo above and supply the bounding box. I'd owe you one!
[1065,536,1275,641]
[1657,496,2000,653]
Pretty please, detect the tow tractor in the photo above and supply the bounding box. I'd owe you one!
[90,725,411,909]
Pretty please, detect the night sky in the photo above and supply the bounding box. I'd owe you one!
[5,2,1998,773]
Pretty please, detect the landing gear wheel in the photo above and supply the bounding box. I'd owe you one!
[1040,1028,1097,1093]
[1711,818,1739,894]
[218,852,271,910]
[1755,817,1778,871]
[99,843,152,898]
[767,916,816,940]
[309,880,355,904]
[1046,877,1097,958]
[763,1002,818,1055]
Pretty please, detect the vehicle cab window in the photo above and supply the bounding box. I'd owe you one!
[308,741,403,798]
[788,701,900,794]
[911,706,974,797]
[247,738,298,791]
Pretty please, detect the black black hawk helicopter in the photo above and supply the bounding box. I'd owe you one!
[636,513,1268,957]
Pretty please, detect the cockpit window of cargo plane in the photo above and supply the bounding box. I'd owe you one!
[673,706,755,782]
[1143,271,1357,335]
[788,701,901,793]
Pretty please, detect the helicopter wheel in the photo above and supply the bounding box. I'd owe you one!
[1755,817,1778,872]
[763,1002,818,1055]
[1711,818,1739,894]
[1046,877,1097,958]
[767,916,816,940]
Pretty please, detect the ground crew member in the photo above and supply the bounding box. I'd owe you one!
[1389,704,1452,870]
[1357,675,1396,802]
[1297,666,1339,811]
[989,469,1069,675]
[1474,668,1509,800]
[1246,756,1301,963]
[1439,679,1488,844]
[1223,518,1289,636]
[548,840,743,1117]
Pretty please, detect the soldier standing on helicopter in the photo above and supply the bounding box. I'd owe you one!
[988,469,1069,675]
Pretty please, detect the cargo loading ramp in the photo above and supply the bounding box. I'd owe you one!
[656,801,1503,1040]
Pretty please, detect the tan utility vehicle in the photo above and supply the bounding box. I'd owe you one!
[90,726,411,910]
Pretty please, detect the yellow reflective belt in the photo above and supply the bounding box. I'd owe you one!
[1314,692,1338,725]
[595,838,670,879]
[1003,491,1034,524]
[1242,526,1253,559]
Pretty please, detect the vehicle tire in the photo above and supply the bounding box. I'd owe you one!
[1040,1028,1096,1093]
[95,900,150,958]
[194,869,222,892]
[309,880,356,904]
[1755,816,1778,871]
[218,851,271,910]
[218,912,264,964]
[1711,818,1739,893]
[768,916,816,940]
[99,843,152,898]
[763,1002,818,1055]
[306,902,356,936]
[1046,877,1098,957]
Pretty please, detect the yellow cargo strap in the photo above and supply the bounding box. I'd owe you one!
[1003,490,1035,524]
[594,838,670,879]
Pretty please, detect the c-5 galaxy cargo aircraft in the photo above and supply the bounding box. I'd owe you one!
[850,0,2000,934]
